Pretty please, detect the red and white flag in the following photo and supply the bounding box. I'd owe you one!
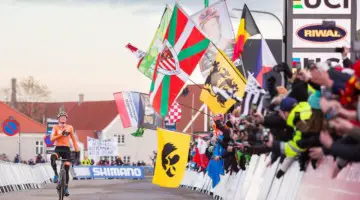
[125,43,146,67]
[192,138,209,169]
[165,102,182,124]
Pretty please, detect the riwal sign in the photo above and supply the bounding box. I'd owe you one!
[73,166,144,179]
[293,0,352,14]
[293,19,351,48]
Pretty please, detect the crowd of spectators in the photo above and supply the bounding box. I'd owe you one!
[188,48,360,186]
[0,154,46,165]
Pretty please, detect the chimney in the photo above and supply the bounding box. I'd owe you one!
[10,78,17,108]
[78,94,84,105]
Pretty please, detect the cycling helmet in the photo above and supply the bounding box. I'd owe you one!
[57,111,68,119]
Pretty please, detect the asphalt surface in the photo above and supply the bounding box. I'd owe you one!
[0,179,213,200]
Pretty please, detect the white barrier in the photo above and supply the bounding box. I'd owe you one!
[181,155,303,200]
[0,161,53,193]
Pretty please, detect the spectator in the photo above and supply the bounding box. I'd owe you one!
[35,154,43,164]
[14,154,20,163]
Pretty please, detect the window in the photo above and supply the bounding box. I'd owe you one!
[35,141,44,155]
[123,156,131,163]
[114,134,125,145]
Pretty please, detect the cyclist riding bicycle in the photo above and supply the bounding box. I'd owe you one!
[50,111,80,197]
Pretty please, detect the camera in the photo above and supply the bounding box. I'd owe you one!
[321,86,333,100]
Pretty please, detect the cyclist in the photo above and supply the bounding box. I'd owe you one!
[50,111,80,197]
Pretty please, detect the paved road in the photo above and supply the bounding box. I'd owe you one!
[0,179,212,200]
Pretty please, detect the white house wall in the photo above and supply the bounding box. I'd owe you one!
[101,116,157,165]
[0,134,45,162]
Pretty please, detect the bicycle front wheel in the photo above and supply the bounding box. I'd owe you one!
[58,170,66,200]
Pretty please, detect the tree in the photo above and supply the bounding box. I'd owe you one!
[1,76,51,123]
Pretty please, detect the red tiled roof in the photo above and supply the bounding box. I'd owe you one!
[76,130,98,149]
[0,102,46,134]
[67,101,118,131]
[16,102,77,122]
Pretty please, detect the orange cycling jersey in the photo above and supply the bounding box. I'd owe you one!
[50,124,79,152]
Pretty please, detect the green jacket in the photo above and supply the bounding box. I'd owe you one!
[281,102,312,157]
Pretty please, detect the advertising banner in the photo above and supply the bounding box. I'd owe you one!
[292,52,348,68]
[293,18,351,48]
[297,157,360,200]
[293,0,352,15]
[73,166,144,179]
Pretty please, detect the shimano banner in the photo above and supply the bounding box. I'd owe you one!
[73,166,144,179]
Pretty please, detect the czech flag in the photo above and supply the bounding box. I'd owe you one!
[255,38,277,87]
[232,4,260,62]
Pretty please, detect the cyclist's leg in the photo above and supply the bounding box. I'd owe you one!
[50,153,59,177]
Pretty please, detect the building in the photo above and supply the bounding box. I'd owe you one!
[0,102,46,162]
[17,94,158,165]
[175,85,210,134]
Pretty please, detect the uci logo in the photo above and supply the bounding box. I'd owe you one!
[297,24,347,43]
[294,0,349,9]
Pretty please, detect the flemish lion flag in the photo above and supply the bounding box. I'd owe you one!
[150,4,210,117]
[152,128,191,188]
[232,4,260,62]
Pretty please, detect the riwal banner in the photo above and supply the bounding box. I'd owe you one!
[73,166,144,179]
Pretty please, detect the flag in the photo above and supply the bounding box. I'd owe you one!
[192,0,235,77]
[200,49,246,114]
[125,43,146,68]
[150,4,210,117]
[114,92,141,128]
[204,0,209,8]
[165,101,182,124]
[192,138,209,169]
[152,128,191,188]
[131,128,145,137]
[240,72,266,116]
[137,7,172,79]
[138,93,163,130]
[255,38,277,86]
[232,4,260,62]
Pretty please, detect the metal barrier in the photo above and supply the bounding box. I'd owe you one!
[180,155,360,200]
[0,161,53,194]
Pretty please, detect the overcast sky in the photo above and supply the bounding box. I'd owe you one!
[0,0,359,102]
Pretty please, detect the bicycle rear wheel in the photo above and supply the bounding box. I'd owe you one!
[58,170,66,200]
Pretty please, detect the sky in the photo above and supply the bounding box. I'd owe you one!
[0,0,358,102]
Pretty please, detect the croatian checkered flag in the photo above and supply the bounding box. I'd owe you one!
[241,72,266,116]
[165,101,182,124]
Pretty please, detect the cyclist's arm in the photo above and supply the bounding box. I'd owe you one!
[70,126,80,152]
[50,127,62,142]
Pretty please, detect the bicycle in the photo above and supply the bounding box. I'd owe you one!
[57,158,71,200]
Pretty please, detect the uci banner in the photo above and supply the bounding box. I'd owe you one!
[152,128,191,188]
[73,166,145,179]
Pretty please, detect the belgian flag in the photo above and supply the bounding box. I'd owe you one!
[232,4,260,62]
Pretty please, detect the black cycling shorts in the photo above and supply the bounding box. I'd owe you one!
[54,146,71,160]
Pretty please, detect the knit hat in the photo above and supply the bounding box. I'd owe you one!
[279,97,298,112]
[308,90,321,110]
